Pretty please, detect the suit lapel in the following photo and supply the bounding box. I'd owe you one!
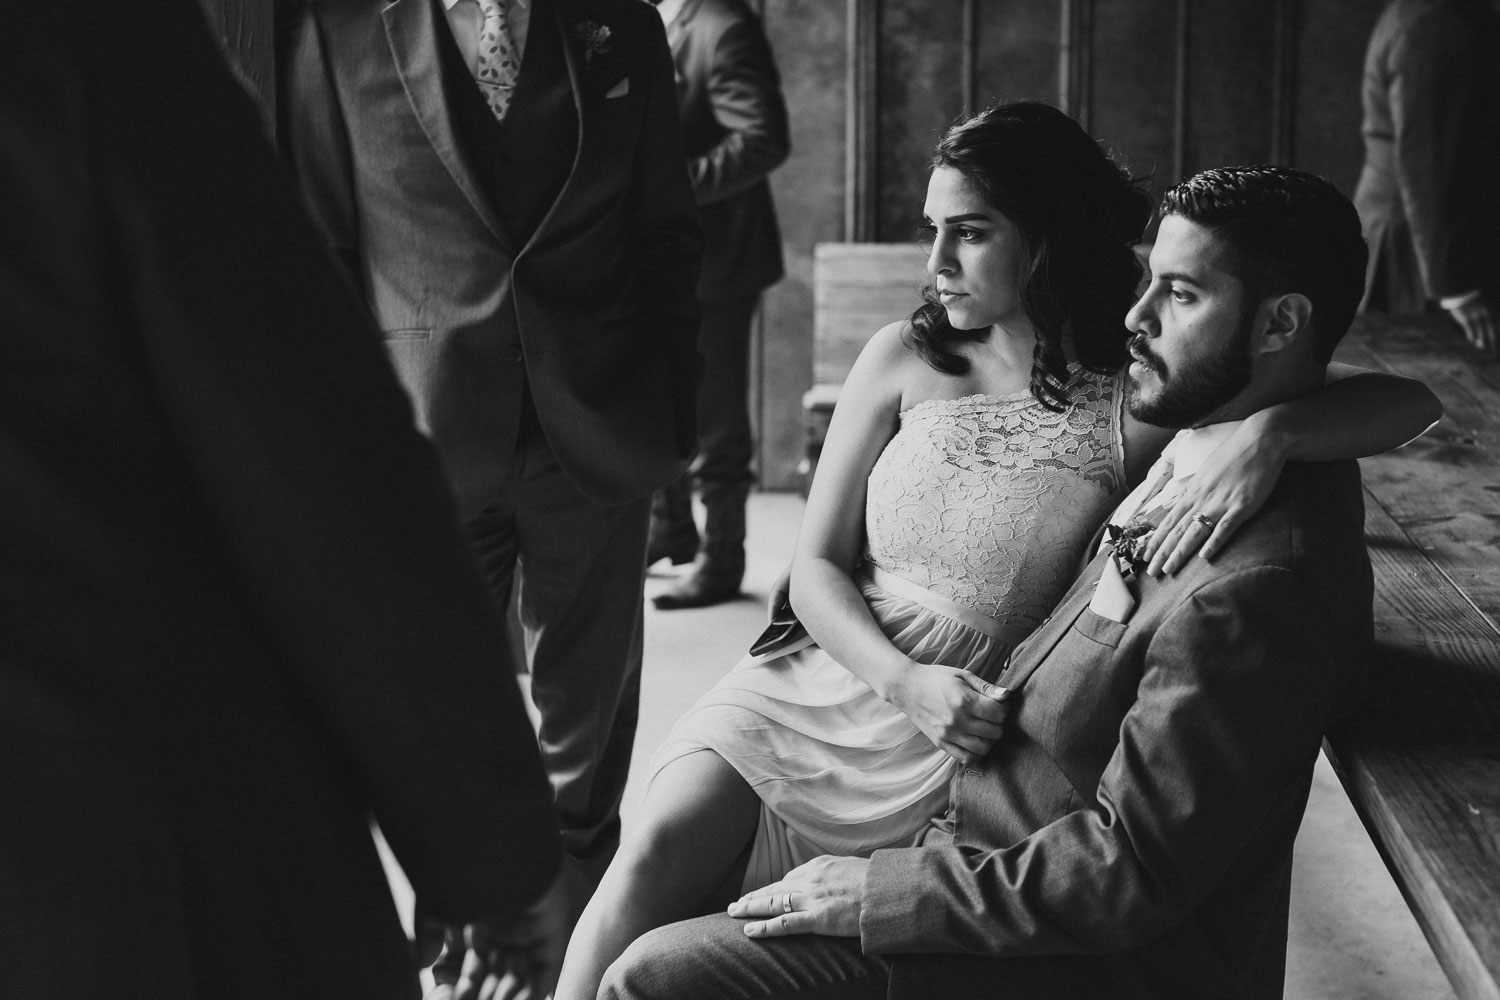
[1001,556,1108,692]
[518,0,586,255]
[381,0,511,249]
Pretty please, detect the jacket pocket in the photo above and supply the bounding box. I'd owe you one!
[1071,608,1128,649]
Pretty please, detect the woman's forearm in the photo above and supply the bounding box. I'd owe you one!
[790,556,913,703]
[1256,369,1441,464]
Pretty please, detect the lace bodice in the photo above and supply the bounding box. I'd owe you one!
[864,366,1128,632]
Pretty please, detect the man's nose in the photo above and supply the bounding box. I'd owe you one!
[1124,291,1154,335]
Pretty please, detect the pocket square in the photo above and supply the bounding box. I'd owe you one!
[605,77,630,99]
[1088,557,1137,624]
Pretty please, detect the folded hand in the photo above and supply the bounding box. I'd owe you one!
[439,870,570,1000]
[889,663,1010,765]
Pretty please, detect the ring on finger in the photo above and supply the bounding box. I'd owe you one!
[782,892,793,914]
[1190,512,1216,530]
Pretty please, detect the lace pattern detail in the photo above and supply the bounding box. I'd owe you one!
[864,366,1127,631]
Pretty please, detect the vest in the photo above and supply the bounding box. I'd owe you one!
[434,0,578,248]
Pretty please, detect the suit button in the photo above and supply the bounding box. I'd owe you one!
[505,346,523,363]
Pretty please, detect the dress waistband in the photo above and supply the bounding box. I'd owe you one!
[863,564,1025,644]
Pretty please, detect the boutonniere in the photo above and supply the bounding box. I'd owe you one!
[574,20,613,63]
[1105,520,1153,581]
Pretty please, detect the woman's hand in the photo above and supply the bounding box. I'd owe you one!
[1141,415,1286,576]
[886,663,1011,764]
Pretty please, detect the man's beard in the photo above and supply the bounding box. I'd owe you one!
[1125,314,1254,428]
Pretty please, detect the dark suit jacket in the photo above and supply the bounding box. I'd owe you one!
[0,3,560,997]
[863,462,1373,1000]
[285,0,703,513]
[1353,0,1500,312]
[664,0,788,300]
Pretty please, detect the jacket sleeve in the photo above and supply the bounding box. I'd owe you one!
[630,5,705,456]
[862,567,1343,957]
[96,0,561,925]
[688,12,790,206]
[1387,5,1489,299]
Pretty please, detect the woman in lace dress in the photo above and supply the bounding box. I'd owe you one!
[554,103,1437,1000]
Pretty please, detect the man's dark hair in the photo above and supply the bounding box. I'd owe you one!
[1159,166,1368,364]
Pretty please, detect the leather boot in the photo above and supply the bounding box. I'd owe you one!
[647,473,699,567]
[653,481,748,609]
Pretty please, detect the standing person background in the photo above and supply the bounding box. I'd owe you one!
[282,0,703,945]
[0,0,565,997]
[1353,0,1500,357]
[648,0,791,609]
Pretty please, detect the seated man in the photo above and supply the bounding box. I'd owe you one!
[599,165,1390,1000]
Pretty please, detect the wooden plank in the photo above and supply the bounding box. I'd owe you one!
[1182,0,1277,172]
[812,243,928,385]
[1325,486,1500,1000]
[1334,315,1500,625]
[875,0,968,241]
[759,0,849,488]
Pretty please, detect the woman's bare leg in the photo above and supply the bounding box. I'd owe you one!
[554,749,760,1000]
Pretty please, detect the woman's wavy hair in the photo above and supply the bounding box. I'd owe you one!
[906,102,1152,411]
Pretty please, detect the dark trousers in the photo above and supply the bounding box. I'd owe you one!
[691,293,760,487]
[599,913,889,1000]
[466,420,649,895]
[598,915,1142,1000]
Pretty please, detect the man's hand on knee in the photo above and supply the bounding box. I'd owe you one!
[727,856,868,940]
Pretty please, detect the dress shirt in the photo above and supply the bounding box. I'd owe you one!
[442,0,532,77]
[655,0,687,25]
[1101,420,1246,552]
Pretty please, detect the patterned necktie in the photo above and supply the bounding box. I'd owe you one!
[474,0,519,122]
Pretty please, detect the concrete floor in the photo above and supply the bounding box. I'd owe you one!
[393,491,1459,998]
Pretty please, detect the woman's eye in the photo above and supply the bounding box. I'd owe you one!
[915,224,937,248]
[957,227,982,242]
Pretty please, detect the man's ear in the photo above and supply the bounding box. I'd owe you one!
[1252,293,1313,356]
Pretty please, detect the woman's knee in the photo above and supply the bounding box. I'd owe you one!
[596,923,691,1000]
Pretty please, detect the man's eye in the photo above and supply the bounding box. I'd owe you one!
[1170,288,1194,303]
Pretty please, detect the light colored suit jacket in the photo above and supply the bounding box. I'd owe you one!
[286,0,703,512]
[863,461,1373,999]
[664,0,788,300]
[0,2,560,996]
[1353,0,1500,312]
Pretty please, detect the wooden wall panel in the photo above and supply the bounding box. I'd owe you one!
[975,1,1066,110]
[876,0,970,241]
[758,1,849,488]
[1088,0,1180,196]
[1183,1,1278,173]
[1295,0,1386,193]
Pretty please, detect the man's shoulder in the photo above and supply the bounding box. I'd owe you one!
[1171,459,1369,603]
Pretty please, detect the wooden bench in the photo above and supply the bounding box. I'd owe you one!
[1327,313,1500,1000]
[801,242,930,485]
